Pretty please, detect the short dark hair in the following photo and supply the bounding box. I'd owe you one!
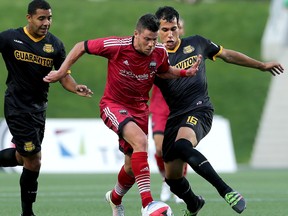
[155,6,179,23]
[136,13,160,33]
[28,0,51,15]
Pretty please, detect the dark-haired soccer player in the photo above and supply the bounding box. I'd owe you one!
[150,16,187,204]
[0,1,92,215]
[154,6,284,216]
[43,13,201,216]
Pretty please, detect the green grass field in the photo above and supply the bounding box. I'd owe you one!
[0,169,287,216]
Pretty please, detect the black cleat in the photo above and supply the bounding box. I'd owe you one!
[183,195,205,216]
[224,191,246,214]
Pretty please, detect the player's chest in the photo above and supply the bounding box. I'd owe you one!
[114,54,159,80]
[10,37,57,60]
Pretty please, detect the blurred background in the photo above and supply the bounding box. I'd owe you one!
[0,0,287,167]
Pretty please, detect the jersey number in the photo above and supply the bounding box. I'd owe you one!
[187,116,198,125]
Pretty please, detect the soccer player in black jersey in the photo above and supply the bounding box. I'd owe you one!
[0,1,92,215]
[155,6,284,216]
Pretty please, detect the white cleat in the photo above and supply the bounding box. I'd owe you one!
[160,182,172,202]
[105,190,125,216]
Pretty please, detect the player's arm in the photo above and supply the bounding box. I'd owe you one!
[158,54,202,79]
[218,48,284,76]
[59,73,93,97]
[43,41,86,83]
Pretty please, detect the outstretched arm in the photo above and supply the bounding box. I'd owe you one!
[59,74,93,97]
[43,41,86,83]
[219,48,284,76]
[158,54,202,79]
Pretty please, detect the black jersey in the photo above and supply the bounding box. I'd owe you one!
[0,27,66,112]
[154,35,221,118]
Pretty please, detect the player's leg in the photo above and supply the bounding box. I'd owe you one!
[153,133,171,202]
[0,147,21,167]
[122,121,153,208]
[174,109,246,213]
[151,108,171,202]
[101,104,153,213]
[165,159,205,214]
[20,152,41,216]
[5,110,44,216]
[106,158,135,216]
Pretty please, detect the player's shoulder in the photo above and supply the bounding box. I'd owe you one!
[182,34,207,42]
[44,32,65,46]
[0,27,20,36]
[155,42,167,54]
[104,35,133,45]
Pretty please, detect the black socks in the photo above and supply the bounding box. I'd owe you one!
[166,177,199,212]
[20,168,39,215]
[174,138,232,197]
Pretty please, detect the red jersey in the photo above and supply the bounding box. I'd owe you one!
[85,36,170,110]
[150,84,169,115]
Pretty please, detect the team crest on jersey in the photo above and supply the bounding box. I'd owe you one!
[43,44,54,53]
[183,45,194,54]
[119,109,128,115]
[24,141,35,152]
[149,61,157,77]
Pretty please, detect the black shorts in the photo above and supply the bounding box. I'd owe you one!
[4,107,46,156]
[162,108,213,162]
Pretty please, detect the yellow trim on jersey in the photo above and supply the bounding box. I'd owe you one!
[167,38,182,53]
[212,45,223,61]
[23,26,45,42]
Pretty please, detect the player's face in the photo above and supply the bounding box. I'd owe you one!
[26,9,52,38]
[159,18,180,50]
[134,29,158,56]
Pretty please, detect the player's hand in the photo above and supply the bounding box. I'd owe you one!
[261,62,284,76]
[75,85,93,97]
[186,54,202,76]
[43,70,66,83]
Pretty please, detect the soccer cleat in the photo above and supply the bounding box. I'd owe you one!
[224,191,246,214]
[174,194,185,204]
[20,214,36,216]
[182,196,205,216]
[160,182,172,202]
[105,190,125,216]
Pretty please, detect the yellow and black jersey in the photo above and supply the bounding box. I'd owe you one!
[155,35,221,118]
[0,27,66,112]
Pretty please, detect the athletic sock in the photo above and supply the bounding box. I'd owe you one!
[0,148,19,167]
[111,165,135,205]
[166,177,199,212]
[154,153,165,178]
[20,168,39,215]
[131,152,153,208]
[175,139,232,197]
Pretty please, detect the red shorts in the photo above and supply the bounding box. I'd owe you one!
[100,100,149,154]
[150,85,169,134]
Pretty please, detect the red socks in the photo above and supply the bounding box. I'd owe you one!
[131,152,153,207]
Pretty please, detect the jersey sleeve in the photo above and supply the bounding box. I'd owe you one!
[0,29,11,52]
[84,37,115,59]
[53,40,66,70]
[195,35,222,61]
[157,47,171,74]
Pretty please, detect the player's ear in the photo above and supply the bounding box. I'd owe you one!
[134,30,139,39]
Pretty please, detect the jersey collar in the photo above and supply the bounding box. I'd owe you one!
[23,26,45,42]
[167,38,181,53]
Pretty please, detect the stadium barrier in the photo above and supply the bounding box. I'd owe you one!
[0,116,237,173]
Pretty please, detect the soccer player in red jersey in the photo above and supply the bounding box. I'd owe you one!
[43,13,201,215]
